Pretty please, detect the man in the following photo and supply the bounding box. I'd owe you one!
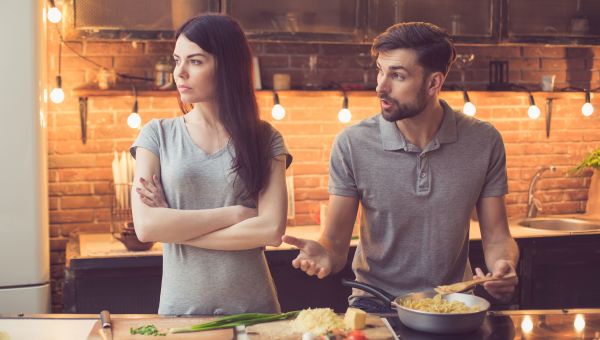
[282,22,519,313]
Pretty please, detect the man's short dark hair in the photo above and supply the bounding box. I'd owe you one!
[372,22,456,76]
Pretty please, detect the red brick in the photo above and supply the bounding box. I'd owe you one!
[51,140,114,155]
[50,210,94,223]
[61,56,113,71]
[58,168,112,182]
[94,208,112,222]
[49,183,92,196]
[49,154,98,169]
[264,43,319,54]
[51,264,65,279]
[260,56,290,68]
[293,176,321,188]
[294,188,329,200]
[85,42,146,56]
[61,195,112,209]
[49,197,59,210]
[48,126,82,141]
[320,44,370,55]
[293,163,328,175]
[523,47,565,58]
[61,41,83,56]
[114,56,163,68]
[146,42,175,54]
[50,237,69,250]
[50,251,66,264]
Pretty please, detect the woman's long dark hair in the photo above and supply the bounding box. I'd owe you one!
[175,14,271,200]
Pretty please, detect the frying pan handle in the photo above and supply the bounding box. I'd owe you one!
[341,278,396,306]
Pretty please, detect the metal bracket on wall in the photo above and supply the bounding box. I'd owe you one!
[79,97,88,144]
[545,98,554,138]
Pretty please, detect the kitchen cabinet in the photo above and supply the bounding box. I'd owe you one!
[518,234,600,309]
[64,234,600,313]
[63,248,356,314]
[368,0,500,44]
[506,0,600,44]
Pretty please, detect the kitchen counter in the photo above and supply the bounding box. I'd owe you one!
[63,217,600,314]
[69,217,600,262]
[2,309,600,340]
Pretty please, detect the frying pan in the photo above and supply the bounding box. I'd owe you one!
[342,279,490,334]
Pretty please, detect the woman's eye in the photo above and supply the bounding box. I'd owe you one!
[190,60,202,65]
[174,59,180,65]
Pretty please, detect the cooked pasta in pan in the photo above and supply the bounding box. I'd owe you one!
[400,294,481,313]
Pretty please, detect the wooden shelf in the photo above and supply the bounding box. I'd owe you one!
[72,83,177,97]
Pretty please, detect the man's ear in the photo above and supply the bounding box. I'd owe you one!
[427,72,445,95]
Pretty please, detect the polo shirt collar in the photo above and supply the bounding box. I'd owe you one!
[379,99,458,151]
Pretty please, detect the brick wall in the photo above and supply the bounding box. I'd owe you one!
[46,28,600,311]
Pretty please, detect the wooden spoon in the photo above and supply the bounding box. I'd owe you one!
[434,274,517,295]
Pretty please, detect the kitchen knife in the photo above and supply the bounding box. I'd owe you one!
[99,310,113,340]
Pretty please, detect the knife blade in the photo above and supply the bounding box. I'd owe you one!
[99,310,113,340]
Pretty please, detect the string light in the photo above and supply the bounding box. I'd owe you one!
[462,89,476,116]
[582,89,594,117]
[47,0,62,23]
[271,92,285,120]
[338,92,351,123]
[520,315,533,334]
[574,314,586,333]
[50,42,64,104]
[527,93,541,119]
[127,84,141,129]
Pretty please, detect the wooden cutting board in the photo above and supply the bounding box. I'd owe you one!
[86,314,395,339]
[247,314,395,339]
[86,316,234,340]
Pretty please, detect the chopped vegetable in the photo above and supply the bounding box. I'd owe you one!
[130,324,166,336]
[168,311,299,334]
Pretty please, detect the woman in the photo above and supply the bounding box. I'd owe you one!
[130,14,292,315]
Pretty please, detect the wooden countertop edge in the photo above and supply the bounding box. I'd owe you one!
[69,218,600,260]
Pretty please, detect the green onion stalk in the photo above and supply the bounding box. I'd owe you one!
[168,311,299,334]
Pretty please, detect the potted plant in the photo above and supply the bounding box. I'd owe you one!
[571,147,600,216]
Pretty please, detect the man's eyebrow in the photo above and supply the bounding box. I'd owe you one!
[376,63,409,72]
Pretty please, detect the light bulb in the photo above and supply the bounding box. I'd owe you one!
[271,104,286,120]
[47,7,62,23]
[521,315,533,334]
[463,101,476,116]
[574,314,585,333]
[338,108,352,123]
[582,102,594,117]
[527,105,541,119]
[50,87,64,103]
[127,112,141,129]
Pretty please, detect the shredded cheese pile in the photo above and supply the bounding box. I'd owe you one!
[291,308,347,335]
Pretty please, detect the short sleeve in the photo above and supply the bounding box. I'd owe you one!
[269,126,293,169]
[328,132,358,197]
[130,119,160,159]
[479,128,508,198]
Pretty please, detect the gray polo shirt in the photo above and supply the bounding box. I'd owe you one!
[329,100,508,299]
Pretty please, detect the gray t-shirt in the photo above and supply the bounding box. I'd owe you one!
[329,100,508,299]
[131,116,291,315]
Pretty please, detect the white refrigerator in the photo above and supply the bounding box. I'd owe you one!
[0,0,51,313]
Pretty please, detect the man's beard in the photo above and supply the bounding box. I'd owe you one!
[380,85,428,122]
